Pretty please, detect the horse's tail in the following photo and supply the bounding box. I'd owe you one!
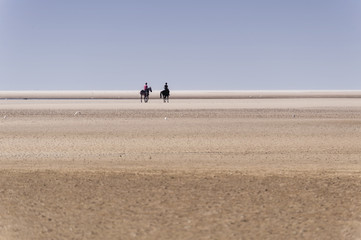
[160,91,163,98]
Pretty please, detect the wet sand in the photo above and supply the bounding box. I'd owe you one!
[0,97,361,239]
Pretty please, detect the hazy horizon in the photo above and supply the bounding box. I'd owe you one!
[1,1,360,91]
[1,87,361,91]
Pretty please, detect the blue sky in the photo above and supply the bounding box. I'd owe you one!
[0,0,360,90]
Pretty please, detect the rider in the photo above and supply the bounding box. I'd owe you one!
[144,82,149,95]
[164,82,169,94]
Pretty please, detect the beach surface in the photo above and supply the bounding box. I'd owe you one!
[0,94,361,239]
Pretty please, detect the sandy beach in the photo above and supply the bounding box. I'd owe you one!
[0,93,361,239]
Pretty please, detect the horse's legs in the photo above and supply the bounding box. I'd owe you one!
[161,92,166,103]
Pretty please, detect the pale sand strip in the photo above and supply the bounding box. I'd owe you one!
[2,98,361,111]
[1,90,361,99]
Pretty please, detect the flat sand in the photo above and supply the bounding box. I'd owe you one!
[0,97,361,239]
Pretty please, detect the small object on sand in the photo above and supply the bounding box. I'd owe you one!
[3,115,7,119]
[164,117,167,120]
[74,111,81,116]
[293,114,296,118]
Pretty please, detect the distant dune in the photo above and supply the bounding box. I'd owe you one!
[1,90,361,99]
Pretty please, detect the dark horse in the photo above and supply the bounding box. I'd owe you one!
[140,87,152,103]
[160,89,170,103]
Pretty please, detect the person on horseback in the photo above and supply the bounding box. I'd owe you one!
[160,82,170,103]
[140,82,152,102]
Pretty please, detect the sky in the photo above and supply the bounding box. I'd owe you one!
[0,0,360,91]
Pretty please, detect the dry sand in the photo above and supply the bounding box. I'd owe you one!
[0,96,361,239]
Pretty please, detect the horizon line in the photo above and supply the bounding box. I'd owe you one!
[1,90,361,99]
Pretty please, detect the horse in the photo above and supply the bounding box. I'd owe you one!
[140,87,152,103]
[160,89,170,103]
